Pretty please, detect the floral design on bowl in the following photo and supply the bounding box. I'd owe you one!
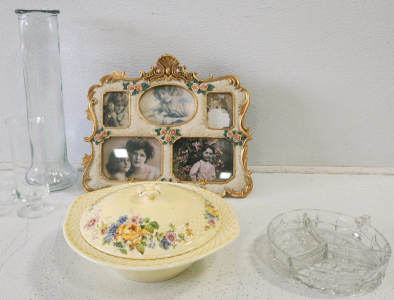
[79,182,221,260]
[65,182,239,282]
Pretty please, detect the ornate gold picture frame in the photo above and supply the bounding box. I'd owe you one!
[82,54,252,197]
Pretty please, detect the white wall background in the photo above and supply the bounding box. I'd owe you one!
[1,1,393,168]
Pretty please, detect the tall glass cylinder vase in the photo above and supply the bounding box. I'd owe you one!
[15,10,78,191]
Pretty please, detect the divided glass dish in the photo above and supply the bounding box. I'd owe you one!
[267,209,391,296]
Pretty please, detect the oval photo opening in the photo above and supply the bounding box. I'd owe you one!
[138,85,197,126]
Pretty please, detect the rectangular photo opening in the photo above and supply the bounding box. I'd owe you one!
[206,92,234,129]
[172,137,234,183]
[102,136,162,181]
[102,91,131,128]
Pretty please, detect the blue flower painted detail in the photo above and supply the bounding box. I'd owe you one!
[160,238,171,250]
[108,224,118,237]
[117,215,128,225]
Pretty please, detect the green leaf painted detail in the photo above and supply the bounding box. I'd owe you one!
[136,244,145,254]
[113,242,123,248]
[118,248,127,255]
[150,221,159,230]
[146,224,154,233]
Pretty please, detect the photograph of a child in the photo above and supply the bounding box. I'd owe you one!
[207,93,234,129]
[138,85,196,126]
[102,137,162,181]
[172,137,234,182]
[103,91,130,127]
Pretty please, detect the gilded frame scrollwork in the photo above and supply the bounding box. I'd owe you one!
[82,54,252,197]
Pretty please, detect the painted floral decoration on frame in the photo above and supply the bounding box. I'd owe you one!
[186,79,214,95]
[92,127,110,145]
[155,127,181,145]
[224,130,245,146]
[123,81,150,96]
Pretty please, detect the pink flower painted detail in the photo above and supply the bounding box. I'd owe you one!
[165,232,177,244]
[131,216,142,224]
[199,84,208,91]
[233,133,241,143]
[165,135,172,143]
[191,83,199,92]
[127,83,135,91]
[94,134,103,142]
[208,219,216,225]
[84,216,99,230]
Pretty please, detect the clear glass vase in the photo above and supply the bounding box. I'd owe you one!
[15,9,78,191]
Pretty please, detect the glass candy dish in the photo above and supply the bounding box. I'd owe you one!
[267,209,391,296]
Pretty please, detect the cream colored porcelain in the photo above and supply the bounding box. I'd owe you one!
[64,182,239,282]
[79,182,221,259]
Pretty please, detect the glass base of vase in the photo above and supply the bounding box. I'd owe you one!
[18,202,54,219]
[47,163,79,191]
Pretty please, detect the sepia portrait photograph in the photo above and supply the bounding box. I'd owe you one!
[172,137,234,182]
[102,136,162,181]
[206,92,234,129]
[103,91,130,128]
[138,85,197,126]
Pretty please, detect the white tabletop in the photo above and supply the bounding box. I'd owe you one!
[0,172,393,300]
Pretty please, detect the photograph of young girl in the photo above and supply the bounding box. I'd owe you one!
[172,137,234,182]
[206,93,234,129]
[102,137,162,181]
[138,85,196,126]
[103,92,130,127]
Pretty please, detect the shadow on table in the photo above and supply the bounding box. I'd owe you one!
[0,203,22,217]
[251,234,334,299]
[27,229,211,298]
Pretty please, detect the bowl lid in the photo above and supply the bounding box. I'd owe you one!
[79,182,221,259]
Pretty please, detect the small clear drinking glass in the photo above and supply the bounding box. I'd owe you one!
[5,115,53,218]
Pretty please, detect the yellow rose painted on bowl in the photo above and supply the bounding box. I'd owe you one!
[127,237,142,247]
[119,223,141,241]
[205,205,218,217]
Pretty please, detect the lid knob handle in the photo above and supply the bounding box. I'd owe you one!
[137,183,161,200]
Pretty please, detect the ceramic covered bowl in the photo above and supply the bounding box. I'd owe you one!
[80,182,221,259]
[63,182,239,282]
